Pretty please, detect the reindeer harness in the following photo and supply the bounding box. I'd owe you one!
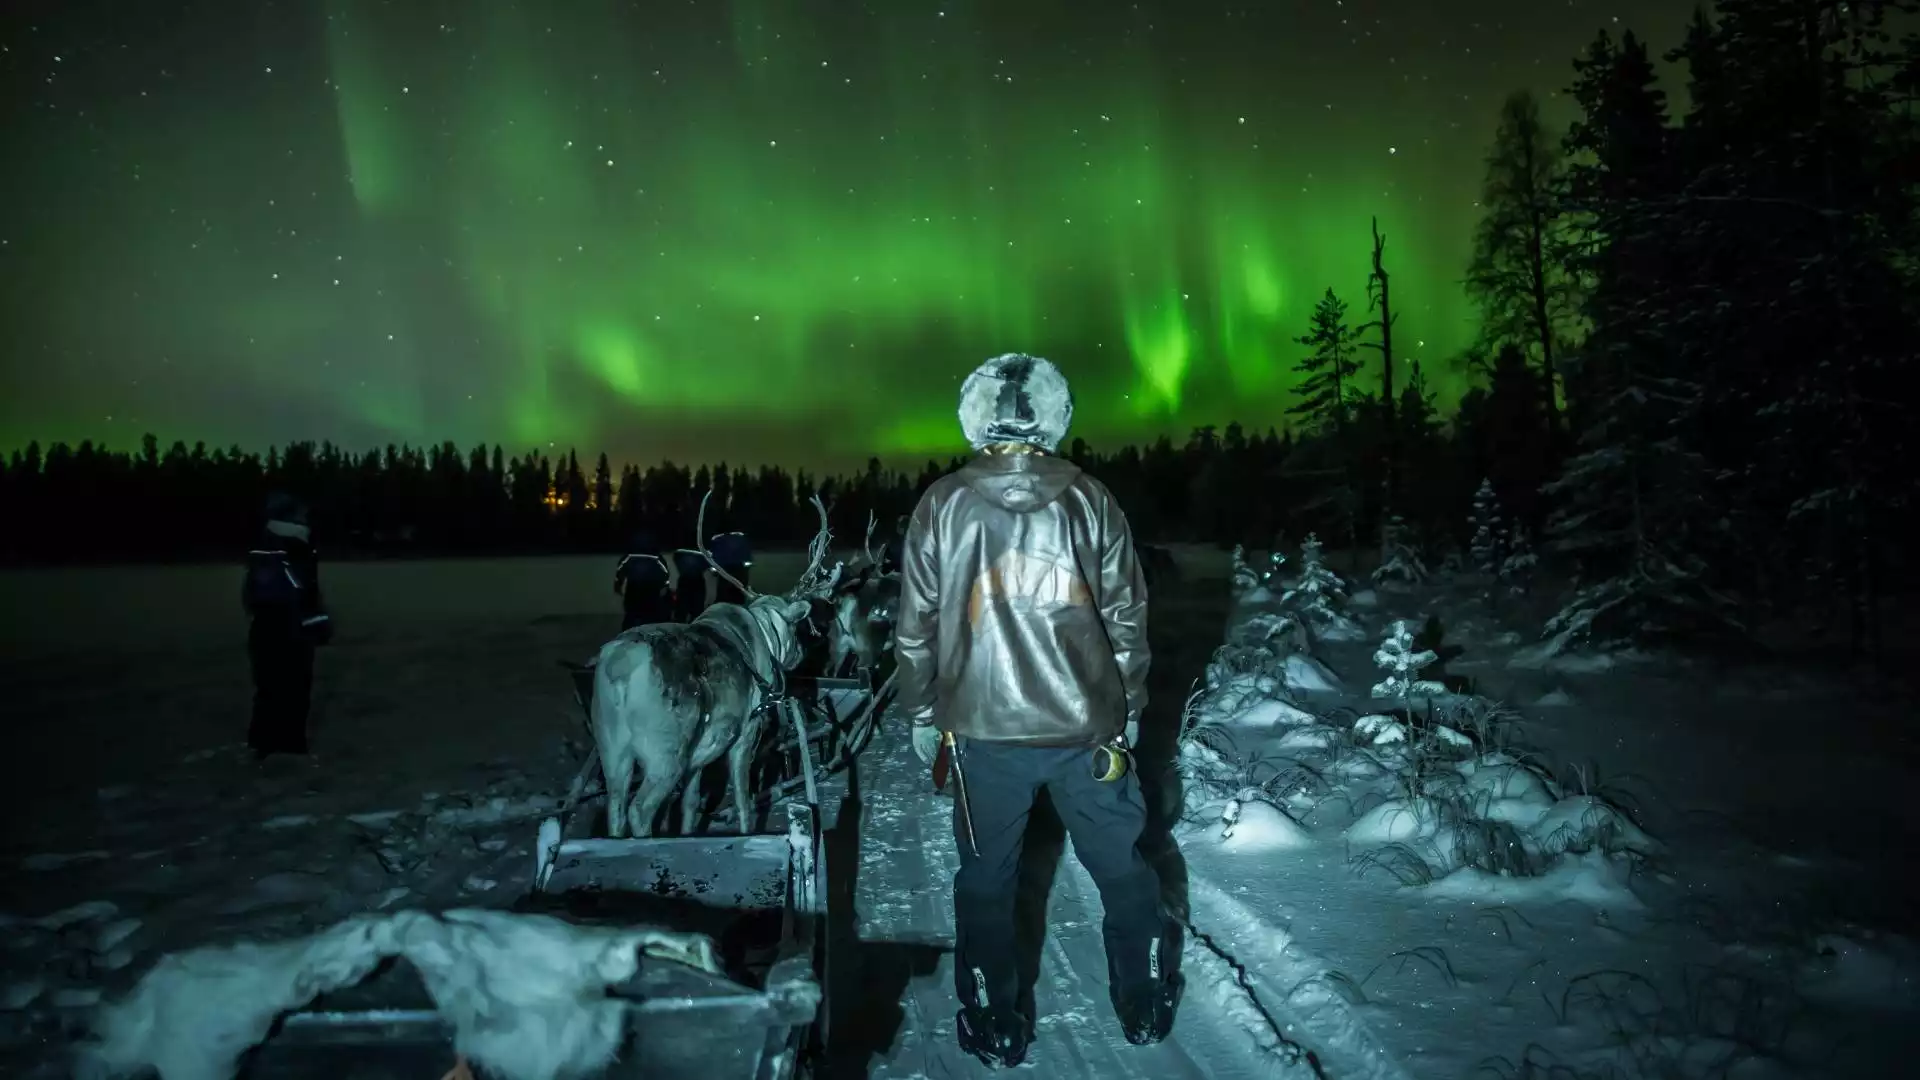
[690,606,789,723]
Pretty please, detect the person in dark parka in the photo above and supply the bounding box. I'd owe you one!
[242,493,332,759]
[614,531,673,630]
[670,548,711,622]
[708,530,753,606]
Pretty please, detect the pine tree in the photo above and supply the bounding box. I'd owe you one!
[1500,524,1537,597]
[1466,89,1575,440]
[1663,0,1917,661]
[1468,479,1504,576]
[1372,515,1428,586]
[1541,29,1742,653]
[1287,288,1361,434]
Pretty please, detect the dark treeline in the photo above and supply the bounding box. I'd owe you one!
[2,1,1914,660]
[0,406,1507,569]
[0,425,1390,561]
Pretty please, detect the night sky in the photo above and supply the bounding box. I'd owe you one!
[0,0,1693,472]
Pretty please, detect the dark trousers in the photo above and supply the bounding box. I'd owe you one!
[951,740,1166,1012]
[247,631,315,755]
[622,592,672,631]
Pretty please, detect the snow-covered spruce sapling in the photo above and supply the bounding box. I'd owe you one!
[1281,533,1347,620]
[1499,523,1536,596]
[1468,478,1504,577]
[1370,619,1447,701]
[1229,544,1261,595]
[1372,515,1428,586]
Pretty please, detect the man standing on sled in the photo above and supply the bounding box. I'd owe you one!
[242,492,332,759]
[892,352,1180,1068]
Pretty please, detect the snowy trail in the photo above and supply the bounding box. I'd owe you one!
[844,720,1328,1079]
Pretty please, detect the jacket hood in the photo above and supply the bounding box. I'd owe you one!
[957,353,1073,453]
[263,491,309,527]
[957,450,1082,513]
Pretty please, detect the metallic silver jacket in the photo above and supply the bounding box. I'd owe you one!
[893,447,1150,747]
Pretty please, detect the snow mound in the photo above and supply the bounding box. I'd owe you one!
[1508,639,1651,674]
[1453,755,1560,826]
[1275,726,1341,753]
[1284,654,1343,693]
[1349,588,1379,608]
[1533,687,1576,706]
[1426,850,1642,909]
[79,909,730,1080]
[1228,611,1308,652]
[1347,799,1441,846]
[1797,932,1920,1011]
[1232,698,1321,729]
[1314,614,1369,643]
[1217,800,1314,852]
[1530,794,1660,858]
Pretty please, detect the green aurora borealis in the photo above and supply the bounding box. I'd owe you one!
[0,0,1694,470]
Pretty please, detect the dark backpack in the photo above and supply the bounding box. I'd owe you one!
[244,551,302,611]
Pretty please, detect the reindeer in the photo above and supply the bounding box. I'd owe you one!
[825,513,902,678]
[589,493,842,838]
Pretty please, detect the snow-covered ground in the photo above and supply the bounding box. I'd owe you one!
[2,551,1916,1077]
[1170,568,1920,1079]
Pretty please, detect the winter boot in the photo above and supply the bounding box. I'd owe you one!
[1113,973,1182,1045]
[956,1004,1032,1068]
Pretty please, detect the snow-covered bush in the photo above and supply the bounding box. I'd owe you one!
[1468,478,1504,579]
[1370,620,1447,702]
[1372,515,1428,588]
[1187,599,1659,891]
[1226,610,1310,657]
[1521,545,1742,663]
[1229,544,1261,597]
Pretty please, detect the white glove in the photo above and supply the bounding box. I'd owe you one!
[1121,714,1140,749]
[912,723,943,765]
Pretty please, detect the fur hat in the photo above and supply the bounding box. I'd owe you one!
[956,353,1074,453]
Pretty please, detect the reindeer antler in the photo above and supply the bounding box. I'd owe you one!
[861,511,882,569]
[788,493,843,601]
[694,489,756,600]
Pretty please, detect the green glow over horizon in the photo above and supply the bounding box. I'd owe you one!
[8,0,1657,471]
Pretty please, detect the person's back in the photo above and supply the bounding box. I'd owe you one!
[893,353,1176,1067]
[708,531,752,606]
[903,449,1142,745]
[670,549,711,622]
[615,532,672,631]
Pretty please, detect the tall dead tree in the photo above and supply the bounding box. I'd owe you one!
[1359,216,1399,508]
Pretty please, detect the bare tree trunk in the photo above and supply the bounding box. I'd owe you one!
[1367,217,1398,521]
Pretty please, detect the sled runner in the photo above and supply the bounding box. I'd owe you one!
[241,801,824,1080]
[239,664,866,1080]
